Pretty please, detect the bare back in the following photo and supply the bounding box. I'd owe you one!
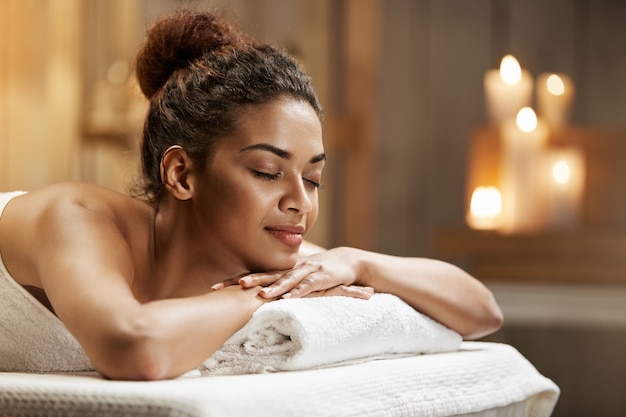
[0,182,153,309]
[0,182,268,379]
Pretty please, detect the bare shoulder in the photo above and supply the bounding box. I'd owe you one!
[11,182,138,212]
[3,182,146,229]
[0,182,150,287]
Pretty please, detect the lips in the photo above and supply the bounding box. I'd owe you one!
[265,225,305,247]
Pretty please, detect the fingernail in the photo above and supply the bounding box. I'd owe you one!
[261,287,272,295]
[211,283,224,291]
[281,293,292,299]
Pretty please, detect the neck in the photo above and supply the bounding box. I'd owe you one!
[148,198,246,299]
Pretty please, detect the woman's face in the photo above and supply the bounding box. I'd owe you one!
[193,98,324,273]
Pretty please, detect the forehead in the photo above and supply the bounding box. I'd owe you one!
[225,99,324,155]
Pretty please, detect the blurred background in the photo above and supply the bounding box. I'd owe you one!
[1,1,625,415]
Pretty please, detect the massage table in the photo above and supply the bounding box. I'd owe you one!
[0,293,558,416]
[0,342,558,417]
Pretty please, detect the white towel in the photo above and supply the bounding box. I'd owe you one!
[200,292,462,375]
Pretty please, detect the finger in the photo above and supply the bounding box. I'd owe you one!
[301,285,374,300]
[259,262,322,298]
[239,271,284,289]
[279,274,318,299]
[211,273,250,291]
[210,277,239,290]
[343,285,375,300]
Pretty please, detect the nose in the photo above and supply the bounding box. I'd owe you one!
[279,177,313,213]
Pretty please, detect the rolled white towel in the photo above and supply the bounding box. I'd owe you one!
[200,293,462,375]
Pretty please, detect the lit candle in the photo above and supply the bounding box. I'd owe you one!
[537,72,574,132]
[546,147,584,229]
[499,107,549,233]
[467,186,503,230]
[484,55,534,123]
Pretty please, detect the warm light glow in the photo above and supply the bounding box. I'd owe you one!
[515,107,538,132]
[546,149,585,229]
[470,187,502,219]
[546,74,565,96]
[107,60,129,85]
[499,55,522,85]
[552,160,571,184]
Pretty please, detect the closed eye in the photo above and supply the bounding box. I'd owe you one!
[304,178,323,189]
[253,170,323,189]
[252,170,281,181]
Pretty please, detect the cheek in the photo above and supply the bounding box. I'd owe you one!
[306,195,320,230]
[212,181,278,221]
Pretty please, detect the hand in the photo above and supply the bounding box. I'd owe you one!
[211,247,374,300]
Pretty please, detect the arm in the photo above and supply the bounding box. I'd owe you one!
[30,199,265,380]
[350,248,503,340]
[239,246,503,340]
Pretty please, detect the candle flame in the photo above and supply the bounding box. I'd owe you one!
[546,74,565,96]
[499,55,522,85]
[470,187,503,219]
[552,160,571,184]
[516,107,538,132]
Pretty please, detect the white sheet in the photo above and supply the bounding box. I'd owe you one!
[0,342,559,417]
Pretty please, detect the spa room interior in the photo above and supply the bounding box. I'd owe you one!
[1,1,625,416]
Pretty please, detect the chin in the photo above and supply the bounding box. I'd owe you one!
[248,252,299,273]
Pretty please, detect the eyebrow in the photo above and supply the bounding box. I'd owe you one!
[239,143,326,164]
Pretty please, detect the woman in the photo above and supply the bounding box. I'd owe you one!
[0,9,502,380]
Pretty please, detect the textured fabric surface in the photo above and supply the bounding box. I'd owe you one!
[0,191,93,372]
[201,293,462,374]
[0,342,559,417]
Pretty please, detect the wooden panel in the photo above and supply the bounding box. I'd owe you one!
[340,0,381,249]
[46,0,82,185]
[428,0,493,230]
[433,228,626,283]
[375,0,626,259]
[0,1,9,189]
[0,1,84,191]
[585,1,626,130]
[3,0,49,190]
[377,0,427,255]
[484,325,626,417]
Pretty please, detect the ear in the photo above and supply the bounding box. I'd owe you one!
[160,146,195,201]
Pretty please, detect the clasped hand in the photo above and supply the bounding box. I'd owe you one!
[211,247,374,300]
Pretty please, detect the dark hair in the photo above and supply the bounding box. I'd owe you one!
[133,8,322,202]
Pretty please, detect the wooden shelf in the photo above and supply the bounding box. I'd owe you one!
[432,228,626,284]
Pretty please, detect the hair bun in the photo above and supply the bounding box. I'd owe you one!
[136,9,243,99]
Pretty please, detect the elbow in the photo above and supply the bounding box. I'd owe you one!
[99,359,168,382]
[105,348,171,381]
[463,294,504,340]
[481,298,504,336]
[89,317,174,381]
[486,291,504,331]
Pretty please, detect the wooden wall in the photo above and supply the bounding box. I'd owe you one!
[3,0,625,254]
[374,3,626,415]
[142,0,381,250]
[377,0,626,256]
[2,1,626,415]
[0,0,82,191]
